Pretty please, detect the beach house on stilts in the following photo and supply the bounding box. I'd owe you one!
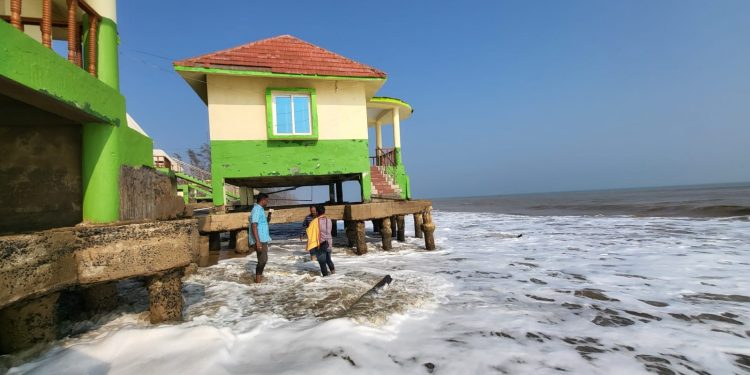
[173,35,414,207]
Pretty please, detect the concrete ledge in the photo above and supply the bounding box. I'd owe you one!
[197,201,431,233]
[76,220,197,284]
[346,200,431,221]
[0,218,197,310]
[0,229,80,309]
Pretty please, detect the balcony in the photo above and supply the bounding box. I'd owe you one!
[1,0,102,77]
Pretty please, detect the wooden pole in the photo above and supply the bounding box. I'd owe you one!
[390,216,397,241]
[208,232,221,251]
[41,0,52,47]
[228,230,238,249]
[414,212,424,238]
[75,17,82,66]
[396,215,406,242]
[328,183,338,237]
[345,220,355,247]
[87,16,98,76]
[336,181,344,203]
[422,207,436,250]
[66,0,78,63]
[10,0,22,30]
[380,217,392,250]
[355,221,367,255]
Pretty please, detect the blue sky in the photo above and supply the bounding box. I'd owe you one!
[117,0,750,198]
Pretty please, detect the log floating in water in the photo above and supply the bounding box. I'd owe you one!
[343,275,393,316]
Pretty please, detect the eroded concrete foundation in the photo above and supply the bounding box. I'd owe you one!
[0,218,198,354]
[147,269,184,324]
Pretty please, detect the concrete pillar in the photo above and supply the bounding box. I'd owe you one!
[240,187,252,206]
[345,221,356,247]
[372,219,381,233]
[228,230,238,249]
[0,293,60,354]
[236,229,250,253]
[147,269,183,324]
[380,217,392,251]
[392,109,401,149]
[422,208,436,250]
[396,215,406,242]
[331,219,338,237]
[414,213,424,238]
[209,232,221,251]
[81,17,122,224]
[355,221,367,255]
[82,282,118,313]
[198,234,210,267]
[390,216,397,238]
[375,121,383,150]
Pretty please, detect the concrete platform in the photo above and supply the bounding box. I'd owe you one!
[197,200,435,257]
[0,218,198,310]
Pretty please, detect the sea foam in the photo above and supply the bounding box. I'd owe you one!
[5,212,750,374]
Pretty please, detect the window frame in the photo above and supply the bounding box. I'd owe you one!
[265,87,318,140]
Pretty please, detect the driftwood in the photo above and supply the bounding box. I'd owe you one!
[342,275,393,317]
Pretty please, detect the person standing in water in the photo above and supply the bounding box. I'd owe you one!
[301,205,317,260]
[314,205,335,276]
[249,193,272,283]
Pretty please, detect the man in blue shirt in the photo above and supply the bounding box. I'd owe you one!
[249,193,272,283]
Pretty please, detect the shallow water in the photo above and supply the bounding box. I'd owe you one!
[4,212,750,374]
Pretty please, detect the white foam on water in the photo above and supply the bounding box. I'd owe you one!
[5,212,750,374]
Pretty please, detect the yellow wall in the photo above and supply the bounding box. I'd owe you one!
[206,74,369,141]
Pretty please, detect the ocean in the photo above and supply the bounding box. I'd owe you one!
[3,183,749,374]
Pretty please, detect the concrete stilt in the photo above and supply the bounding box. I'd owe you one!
[345,220,356,247]
[228,230,238,249]
[422,207,436,250]
[209,232,221,251]
[82,282,118,312]
[396,215,406,242]
[331,219,338,237]
[198,234,210,267]
[414,212,424,238]
[380,217,393,250]
[236,229,250,253]
[147,269,183,324]
[372,219,381,233]
[390,216,397,238]
[0,292,59,354]
[355,221,367,255]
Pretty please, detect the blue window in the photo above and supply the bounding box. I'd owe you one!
[272,93,312,135]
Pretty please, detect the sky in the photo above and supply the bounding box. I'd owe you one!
[116,0,750,199]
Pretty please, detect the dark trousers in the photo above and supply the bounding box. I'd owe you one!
[314,241,335,276]
[255,242,268,275]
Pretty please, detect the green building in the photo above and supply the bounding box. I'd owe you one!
[0,0,153,233]
[173,35,413,207]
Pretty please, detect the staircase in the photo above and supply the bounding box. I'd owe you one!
[370,166,402,199]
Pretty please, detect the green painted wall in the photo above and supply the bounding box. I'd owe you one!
[210,139,371,206]
[81,16,129,223]
[385,147,411,199]
[2,19,155,224]
[119,127,153,168]
[0,19,125,125]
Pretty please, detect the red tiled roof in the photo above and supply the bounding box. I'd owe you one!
[174,35,386,79]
